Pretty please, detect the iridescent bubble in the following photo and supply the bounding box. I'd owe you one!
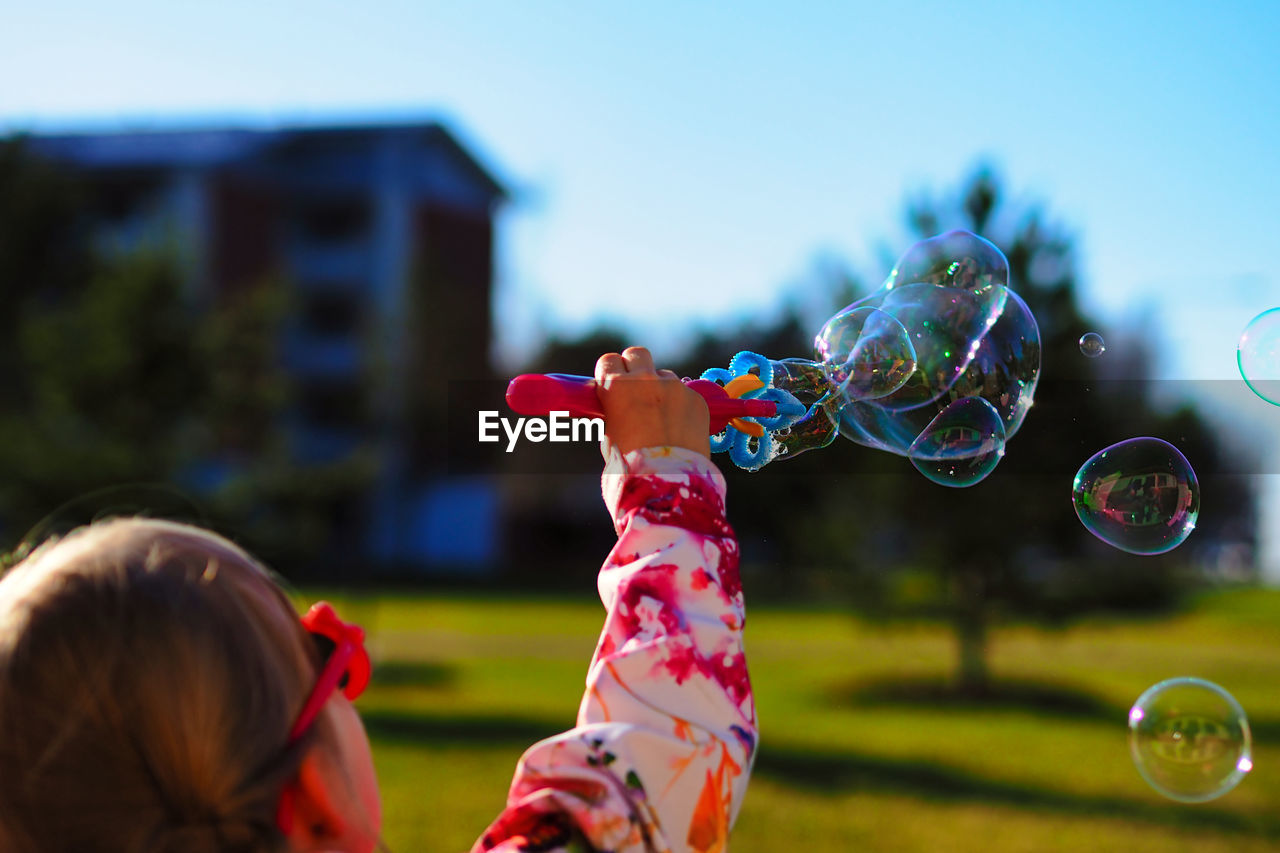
[1072,438,1199,555]
[768,358,831,402]
[814,306,917,401]
[1079,332,1106,358]
[907,397,1006,487]
[763,230,1039,484]
[837,283,1041,459]
[765,358,841,460]
[860,230,1013,411]
[1129,677,1252,803]
[869,284,1000,411]
[885,229,1010,318]
[1237,307,1280,406]
[770,397,841,460]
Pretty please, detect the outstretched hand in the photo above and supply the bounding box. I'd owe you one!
[594,347,711,460]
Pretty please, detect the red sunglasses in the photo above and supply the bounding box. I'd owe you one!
[276,601,371,835]
[289,601,371,740]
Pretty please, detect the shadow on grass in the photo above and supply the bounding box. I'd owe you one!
[833,675,1280,746]
[360,704,1279,838]
[755,744,1280,838]
[363,708,564,748]
[371,661,457,689]
[833,676,1123,720]
[834,676,1280,732]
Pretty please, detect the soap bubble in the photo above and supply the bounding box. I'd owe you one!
[747,230,1039,484]
[867,283,1003,411]
[764,359,842,460]
[885,229,1009,318]
[819,231,1039,487]
[1237,307,1280,405]
[1129,677,1252,803]
[834,283,1040,459]
[814,306,917,401]
[849,230,1015,413]
[1072,438,1199,555]
[769,357,831,401]
[907,397,1006,487]
[1079,332,1106,358]
[771,398,841,460]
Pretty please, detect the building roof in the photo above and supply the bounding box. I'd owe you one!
[24,120,507,200]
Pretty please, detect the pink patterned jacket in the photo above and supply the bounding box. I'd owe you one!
[472,447,756,853]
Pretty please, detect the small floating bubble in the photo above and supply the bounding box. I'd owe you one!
[1078,332,1106,358]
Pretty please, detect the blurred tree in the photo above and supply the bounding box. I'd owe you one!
[859,166,1257,694]
[498,328,633,587]
[0,140,374,573]
[515,167,1255,696]
[190,278,377,575]
[0,246,202,537]
[0,138,93,409]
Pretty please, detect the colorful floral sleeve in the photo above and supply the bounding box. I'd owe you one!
[473,446,756,853]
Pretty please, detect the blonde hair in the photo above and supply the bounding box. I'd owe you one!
[0,518,322,852]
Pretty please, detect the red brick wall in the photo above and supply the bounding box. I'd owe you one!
[405,203,495,475]
[209,175,282,297]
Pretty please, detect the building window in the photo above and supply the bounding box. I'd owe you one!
[294,197,370,244]
[301,291,363,337]
[298,379,366,429]
[92,173,162,224]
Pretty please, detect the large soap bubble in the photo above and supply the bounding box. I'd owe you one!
[1071,437,1199,555]
[885,228,1010,314]
[826,234,1039,470]
[1129,677,1252,803]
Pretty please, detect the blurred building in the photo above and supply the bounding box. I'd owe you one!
[30,122,505,573]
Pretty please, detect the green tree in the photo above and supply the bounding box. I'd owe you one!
[856,167,1256,694]
[520,167,1256,696]
[0,250,207,538]
[0,140,375,573]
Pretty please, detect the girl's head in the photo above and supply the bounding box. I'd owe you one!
[0,518,381,852]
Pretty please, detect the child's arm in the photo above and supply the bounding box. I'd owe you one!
[473,348,755,853]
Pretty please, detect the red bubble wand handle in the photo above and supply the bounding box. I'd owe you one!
[505,372,780,436]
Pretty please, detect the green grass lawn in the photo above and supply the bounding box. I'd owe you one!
[304,586,1280,852]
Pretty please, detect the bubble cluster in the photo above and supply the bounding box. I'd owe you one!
[1129,677,1252,803]
[1237,307,1280,406]
[1079,332,1106,358]
[703,231,1038,482]
[822,230,1041,487]
[1071,438,1199,555]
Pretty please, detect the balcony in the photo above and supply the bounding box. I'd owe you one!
[287,239,373,289]
[289,422,365,464]
[284,328,364,379]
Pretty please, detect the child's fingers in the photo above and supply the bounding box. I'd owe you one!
[620,346,656,376]
[595,352,626,384]
[593,347,709,458]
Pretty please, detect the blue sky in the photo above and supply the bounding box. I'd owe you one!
[3,0,1279,567]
